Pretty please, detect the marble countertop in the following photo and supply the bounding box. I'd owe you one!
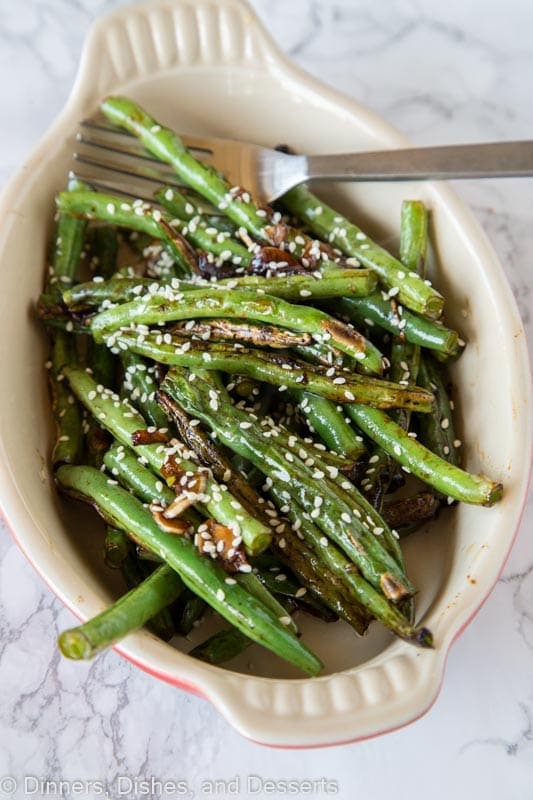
[0,0,532,797]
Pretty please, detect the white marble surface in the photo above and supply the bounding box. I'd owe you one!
[1,0,532,797]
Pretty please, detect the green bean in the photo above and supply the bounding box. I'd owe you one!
[42,177,88,301]
[103,439,296,633]
[238,572,297,634]
[256,569,338,620]
[270,487,432,646]
[389,339,421,431]
[190,628,251,665]
[416,355,461,467]
[56,465,321,675]
[104,441,174,506]
[64,366,271,556]
[63,275,145,311]
[88,225,119,277]
[58,563,184,659]
[359,448,396,512]
[162,369,414,601]
[157,187,254,265]
[361,201,428,509]
[101,96,272,241]
[109,334,434,412]
[336,295,462,360]
[101,98,359,294]
[90,285,383,374]
[156,388,273,517]
[400,200,429,277]
[87,226,119,389]
[218,269,379,301]
[44,181,87,467]
[120,556,177,641]
[281,184,444,319]
[344,404,502,506]
[103,526,132,569]
[292,391,366,461]
[120,351,169,429]
[268,519,372,633]
[175,590,206,636]
[49,332,83,467]
[63,269,378,311]
[57,190,197,277]
[383,492,441,532]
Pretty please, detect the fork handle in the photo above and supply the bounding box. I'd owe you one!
[305,141,533,181]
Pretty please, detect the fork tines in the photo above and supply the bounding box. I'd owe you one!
[72,119,212,207]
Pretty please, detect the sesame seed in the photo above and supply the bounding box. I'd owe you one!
[225,577,236,585]
[279,616,292,626]
[320,537,328,547]
[295,587,307,598]
[440,418,450,430]
[216,589,225,601]
[393,445,402,456]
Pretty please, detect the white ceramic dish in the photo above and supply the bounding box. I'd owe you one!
[0,0,531,748]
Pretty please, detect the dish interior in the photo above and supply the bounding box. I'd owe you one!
[0,65,523,680]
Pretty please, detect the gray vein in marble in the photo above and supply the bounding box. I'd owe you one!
[459,701,533,757]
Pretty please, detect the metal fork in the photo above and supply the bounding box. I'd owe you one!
[73,117,533,205]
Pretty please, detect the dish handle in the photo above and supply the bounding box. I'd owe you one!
[69,0,283,109]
